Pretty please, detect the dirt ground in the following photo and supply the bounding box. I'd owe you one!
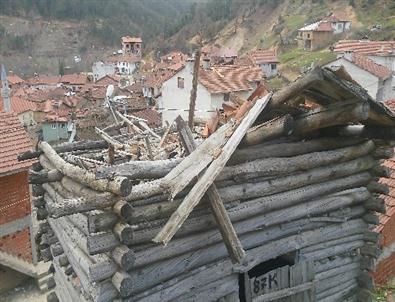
[0,265,46,302]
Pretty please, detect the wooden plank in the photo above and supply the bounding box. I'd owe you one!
[175,116,245,263]
[154,95,271,245]
[252,282,314,302]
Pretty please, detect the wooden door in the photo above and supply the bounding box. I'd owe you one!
[244,261,315,302]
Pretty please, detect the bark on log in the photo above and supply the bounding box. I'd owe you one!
[112,270,133,298]
[241,114,294,146]
[130,220,366,295]
[293,101,370,136]
[112,245,135,271]
[127,159,373,225]
[19,140,108,161]
[29,169,63,184]
[217,140,374,181]
[88,211,118,233]
[39,142,131,196]
[229,137,365,166]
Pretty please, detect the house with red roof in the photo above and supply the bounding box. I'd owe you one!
[247,49,279,78]
[0,111,37,277]
[159,59,263,125]
[325,53,394,101]
[297,21,334,50]
[322,11,351,34]
[121,36,142,56]
[333,40,395,73]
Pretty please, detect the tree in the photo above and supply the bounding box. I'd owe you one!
[58,59,65,76]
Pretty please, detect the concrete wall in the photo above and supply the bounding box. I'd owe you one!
[331,21,351,34]
[18,111,35,127]
[260,63,278,78]
[161,64,213,125]
[297,31,333,50]
[92,61,116,82]
[116,61,138,75]
[0,171,32,262]
[42,121,69,142]
[367,55,395,72]
[325,58,380,100]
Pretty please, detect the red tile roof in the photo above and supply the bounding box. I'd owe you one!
[95,74,120,86]
[323,11,351,22]
[26,75,60,86]
[60,74,89,85]
[133,109,161,128]
[122,36,142,43]
[334,40,395,56]
[198,65,264,94]
[299,21,333,32]
[0,112,34,175]
[7,74,24,86]
[383,99,395,113]
[348,54,392,79]
[0,96,37,114]
[249,49,279,64]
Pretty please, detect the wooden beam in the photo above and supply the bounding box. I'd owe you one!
[39,142,132,196]
[175,116,245,263]
[152,95,273,245]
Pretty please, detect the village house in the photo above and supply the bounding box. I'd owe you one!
[248,49,279,78]
[0,73,25,89]
[59,73,89,92]
[325,53,394,101]
[297,21,334,50]
[0,95,37,127]
[0,111,37,278]
[201,45,238,65]
[159,59,263,125]
[121,36,142,57]
[322,11,352,34]
[334,40,395,72]
[92,37,142,81]
[25,75,61,90]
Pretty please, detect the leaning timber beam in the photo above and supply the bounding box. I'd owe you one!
[154,95,271,245]
[176,115,245,263]
[39,141,131,196]
[29,169,63,184]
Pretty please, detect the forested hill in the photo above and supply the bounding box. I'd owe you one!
[0,0,195,46]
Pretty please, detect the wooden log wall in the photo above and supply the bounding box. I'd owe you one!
[28,126,388,301]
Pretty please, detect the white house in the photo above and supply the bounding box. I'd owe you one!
[159,60,263,125]
[249,49,279,78]
[325,53,394,101]
[322,12,351,34]
[92,61,116,82]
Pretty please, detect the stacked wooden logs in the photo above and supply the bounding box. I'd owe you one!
[22,68,395,302]
[24,131,390,302]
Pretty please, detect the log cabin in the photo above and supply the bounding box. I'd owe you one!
[20,66,395,302]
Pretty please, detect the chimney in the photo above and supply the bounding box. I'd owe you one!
[202,58,211,70]
[1,65,11,112]
[186,58,195,74]
[343,51,353,61]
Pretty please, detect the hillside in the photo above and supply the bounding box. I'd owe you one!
[0,0,394,76]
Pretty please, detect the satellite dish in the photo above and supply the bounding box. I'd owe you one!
[106,85,114,98]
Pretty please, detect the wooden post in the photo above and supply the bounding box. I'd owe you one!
[175,116,245,263]
[188,49,201,129]
[108,144,115,165]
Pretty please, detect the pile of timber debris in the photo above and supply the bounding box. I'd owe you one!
[21,67,395,302]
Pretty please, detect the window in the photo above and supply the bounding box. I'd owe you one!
[337,23,342,30]
[177,77,185,89]
[224,93,230,102]
[51,124,57,129]
[271,64,277,71]
[61,124,66,129]
[307,33,311,38]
